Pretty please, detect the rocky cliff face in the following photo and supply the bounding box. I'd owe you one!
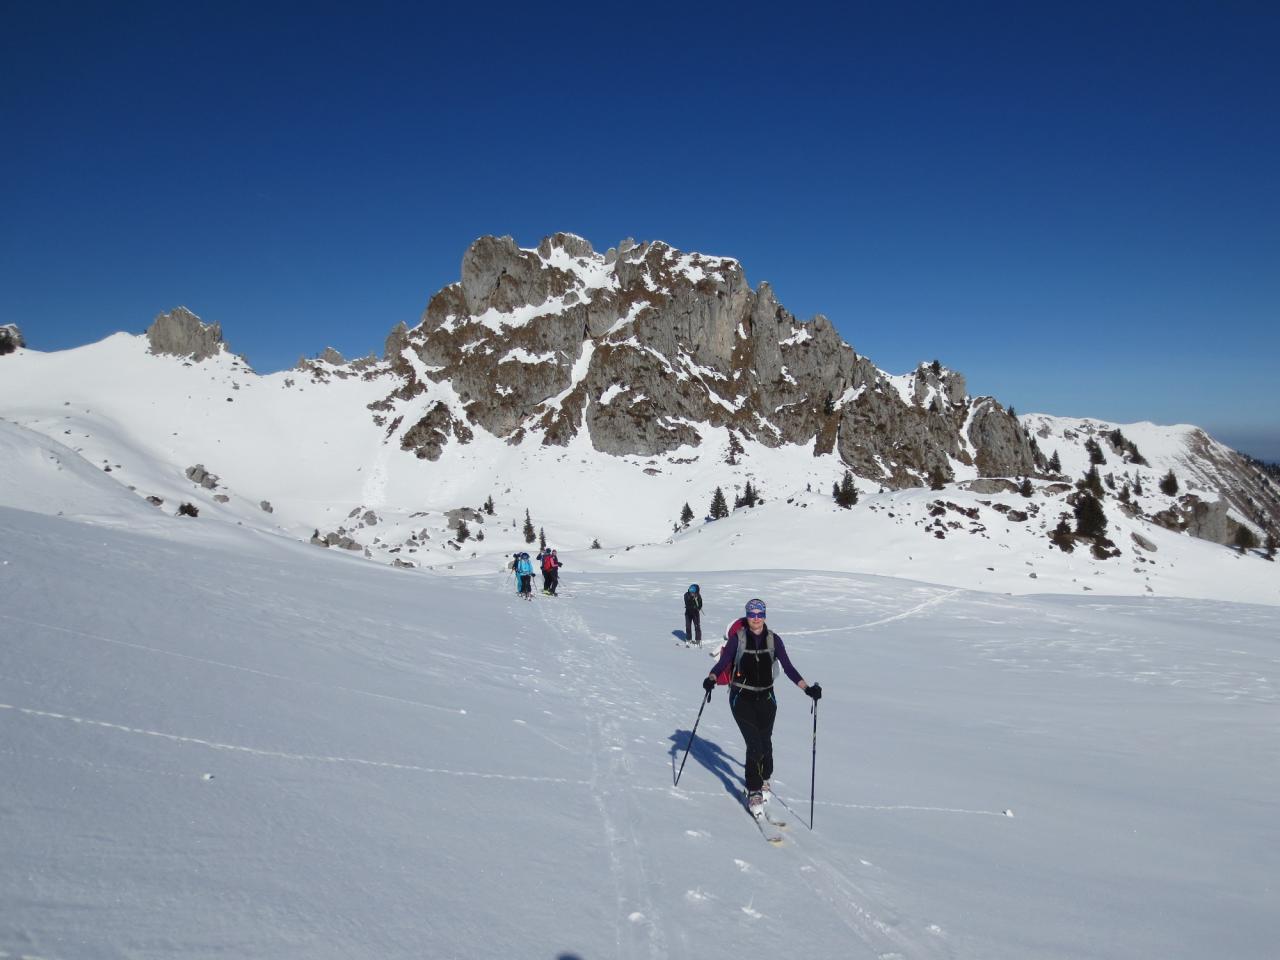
[370,233,1042,487]
[146,307,226,362]
[0,324,24,356]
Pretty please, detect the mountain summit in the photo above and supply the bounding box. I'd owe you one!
[370,233,1038,486]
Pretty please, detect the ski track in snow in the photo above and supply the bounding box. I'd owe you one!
[0,702,589,785]
[786,589,962,637]
[0,611,468,715]
[538,597,672,959]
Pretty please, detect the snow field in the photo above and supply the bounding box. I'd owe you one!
[2,505,1278,959]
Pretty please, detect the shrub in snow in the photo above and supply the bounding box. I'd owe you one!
[177,502,199,518]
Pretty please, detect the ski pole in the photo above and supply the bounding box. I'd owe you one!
[809,698,818,830]
[674,688,712,787]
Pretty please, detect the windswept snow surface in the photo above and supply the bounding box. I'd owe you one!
[2,501,1278,959]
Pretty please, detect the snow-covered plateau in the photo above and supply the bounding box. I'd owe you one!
[1,331,1278,958]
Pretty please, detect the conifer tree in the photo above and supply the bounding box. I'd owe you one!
[1265,531,1277,561]
[834,470,858,508]
[1085,437,1106,465]
[1133,474,1144,496]
[725,432,744,465]
[483,495,495,515]
[1078,465,1104,498]
[591,538,601,549]
[680,502,694,527]
[539,527,546,550]
[1074,493,1107,539]
[709,487,729,519]
[1233,525,1259,554]
[1049,518,1075,552]
[1160,470,1179,496]
[455,520,471,543]
[1019,477,1033,498]
[523,509,536,544]
[1048,450,1062,474]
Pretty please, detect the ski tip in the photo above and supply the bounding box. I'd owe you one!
[766,836,784,845]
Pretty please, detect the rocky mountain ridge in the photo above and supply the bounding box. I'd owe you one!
[119,233,1277,553]
[365,232,1040,489]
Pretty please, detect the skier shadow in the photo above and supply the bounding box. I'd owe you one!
[669,729,744,801]
[671,629,686,641]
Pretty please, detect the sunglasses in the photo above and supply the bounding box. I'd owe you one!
[746,611,766,619]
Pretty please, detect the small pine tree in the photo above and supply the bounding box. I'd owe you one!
[834,470,858,508]
[1007,405,1016,419]
[680,502,694,527]
[1119,484,1131,503]
[1232,525,1259,554]
[476,529,485,541]
[1085,437,1106,465]
[725,432,744,465]
[538,527,546,550]
[455,520,471,543]
[709,487,729,519]
[1048,450,1062,474]
[928,466,947,491]
[1265,531,1277,560]
[1160,470,1179,496]
[931,359,942,376]
[1049,518,1075,552]
[1019,477,1033,498]
[1074,493,1107,539]
[1133,474,1144,496]
[591,538,601,550]
[736,480,759,508]
[483,495,495,515]
[523,509,536,544]
[1078,465,1104,498]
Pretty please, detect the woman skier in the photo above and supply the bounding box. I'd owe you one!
[702,598,821,815]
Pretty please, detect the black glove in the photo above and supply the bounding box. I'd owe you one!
[702,676,716,693]
[805,683,822,701]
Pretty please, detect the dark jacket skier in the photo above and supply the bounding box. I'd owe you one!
[683,584,703,645]
[703,598,821,815]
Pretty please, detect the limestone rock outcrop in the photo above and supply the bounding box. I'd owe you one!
[367,233,1042,486]
[146,307,225,361]
[0,324,24,356]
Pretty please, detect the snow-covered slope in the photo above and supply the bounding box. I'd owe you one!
[1,332,1277,606]
[2,500,1277,959]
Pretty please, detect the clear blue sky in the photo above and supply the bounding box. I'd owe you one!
[3,2,1277,457]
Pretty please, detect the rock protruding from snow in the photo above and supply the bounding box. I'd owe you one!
[0,324,25,356]
[185,464,219,490]
[146,307,225,362]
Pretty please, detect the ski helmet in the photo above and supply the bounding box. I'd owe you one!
[688,584,699,594]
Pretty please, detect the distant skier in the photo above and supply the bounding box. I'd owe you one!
[515,552,535,599]
[683,584,703,645]
[542,549,562,595]
[702,598,821,816]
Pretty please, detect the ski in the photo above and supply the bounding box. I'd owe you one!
[749,807,784,844]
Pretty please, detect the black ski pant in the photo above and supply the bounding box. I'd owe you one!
[684,610,702,644]
[730,688,777,793]
[546,569,559,594]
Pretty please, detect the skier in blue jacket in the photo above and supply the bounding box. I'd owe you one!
[514,552,534,599]
[703,598,821,815]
